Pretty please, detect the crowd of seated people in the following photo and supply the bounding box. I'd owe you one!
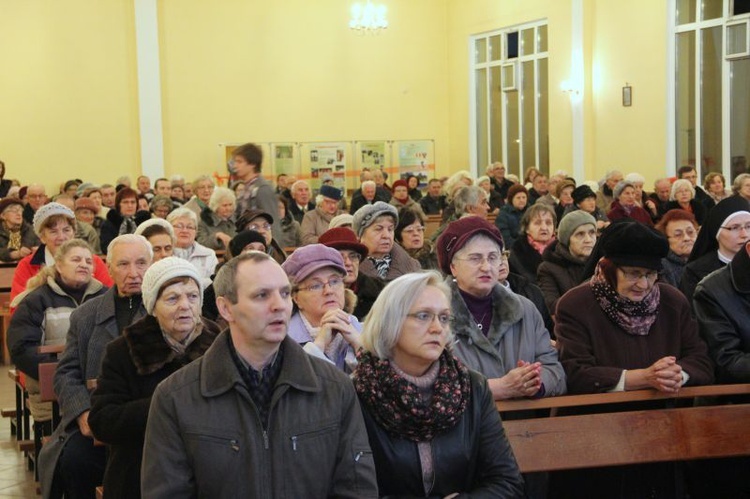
[1,148,749,498]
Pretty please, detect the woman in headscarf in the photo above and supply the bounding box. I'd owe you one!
[89,257,219,499]
[353,271,524,498]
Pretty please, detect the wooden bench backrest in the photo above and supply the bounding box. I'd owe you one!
[38,362,58,403]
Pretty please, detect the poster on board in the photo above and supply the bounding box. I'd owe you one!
[271,143,299,178]
[307,142,349,192]
[395,140,434,188]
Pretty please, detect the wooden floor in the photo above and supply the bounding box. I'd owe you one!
[0,368,38,498]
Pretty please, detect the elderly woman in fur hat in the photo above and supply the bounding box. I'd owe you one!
[282,244,362,372]
[89,257,220,499]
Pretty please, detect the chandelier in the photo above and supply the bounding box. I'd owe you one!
[349,1,388,33]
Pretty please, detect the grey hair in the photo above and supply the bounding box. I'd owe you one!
[361,180,376,190]
[519,203,557,234]
[209,187,236,212]
[167,207,198,225]
[453,185,485,216]
[476,175,491,186]
[149,195,172,212]
[191,175,214,189]
[624,173,645,185]
[443,170,474,200]
[360,271,452,360]
[214,251,274,304]
[169,174,185,185]
[106,234,153,262]
[605,169,623,181]
[732,173,750,195]
[291,180,310,195]
[669,179,695,201]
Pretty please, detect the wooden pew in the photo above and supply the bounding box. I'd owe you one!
[496,384,750,473]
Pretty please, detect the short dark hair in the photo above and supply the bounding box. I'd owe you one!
[115,187,138,211]
[214,251,273,304]
[233,143,264,173]
[154,178,170,188]
[677,165,696,177]
[140,223,172,240]
[395,208,424,243]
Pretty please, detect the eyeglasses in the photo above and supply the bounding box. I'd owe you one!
[340,251,362,262]
[619,269,658,283]
[401,227,425,235]
[296,277,344,293]
[407,311,454,326]
[248,223,272,232]
[453,252,502,267]
[720,222,750,234]
[173,224,196,231]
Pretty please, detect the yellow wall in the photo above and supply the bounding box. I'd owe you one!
[0,0,140,194]
[1,0,674,193]
[589,0,669,187]
[157,0,451,180]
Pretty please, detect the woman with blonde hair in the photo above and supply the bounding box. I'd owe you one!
[353,271,524,498]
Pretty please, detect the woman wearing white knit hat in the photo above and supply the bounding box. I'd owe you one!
[88,256,220,499]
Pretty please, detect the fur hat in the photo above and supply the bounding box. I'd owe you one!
[141,256,203,314]
[32,202,75,236]
[74,197,97,214]
[282,244,346,284]
[228,230,267,257]
[319,184,343,201]
[572,184,597,205]
[506,184,528,203]
[613,180,634,201]
[436,216,504,275]
[557,210,597,247]
[601,221,668,270]
[0,198,23,215]
[352,201,398,238]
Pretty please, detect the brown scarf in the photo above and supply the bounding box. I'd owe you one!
[353,349,470,442]
[590,261,660,336]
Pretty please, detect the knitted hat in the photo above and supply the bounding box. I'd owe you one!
[319,184,342,201]
[612,180,634,201]
[32,202,75,236]
[557,210,597,247]
[318,227,369,259]
[74,197,97,213]
[75,182,96,198]
[329,213,354,229]
[506,184,528,203]
[141,256,203,314]
[134,218,175,239]
[352,201,398,238]
[436,216,504,275]
[228,230,267,257]
[281,244,346,284]
[601,221,668,270]
[236,209,274,232]
[392,179,408,191]
[0,198,23,215]
[572,184,597,205]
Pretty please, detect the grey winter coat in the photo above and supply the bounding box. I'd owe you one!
[449,280,567,397]
[141,333,379,498]
[197,207,236,250]
[359,243,421,282]
[38,287,146,499]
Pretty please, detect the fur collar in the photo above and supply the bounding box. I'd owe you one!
[448,279,524,350]
[124,314,221,376]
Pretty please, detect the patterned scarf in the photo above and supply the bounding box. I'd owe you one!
[4,223,21,251]
[590,261,660,336]
[353,349,471,442]
[118,216,137,236]
[368,254,392,279]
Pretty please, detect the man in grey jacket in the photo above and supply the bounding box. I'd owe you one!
[232,142,282,241]
[39,234,152,499]
[142,251,378,498]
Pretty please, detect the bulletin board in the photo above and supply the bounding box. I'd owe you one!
[392,139,435,188]
[299,142,354,195]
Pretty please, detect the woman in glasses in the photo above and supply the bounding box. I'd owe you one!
[282,244,362,372]
[554,220,713,498]
[654,209,698,288]
[236,208,288,263]
[166,208,218,285]
[353,271,524,498]
[679,196,750,300]
[436,216,565,402]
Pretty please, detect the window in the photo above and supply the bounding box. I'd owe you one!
[674,0,750,180]
[471,21,549,179]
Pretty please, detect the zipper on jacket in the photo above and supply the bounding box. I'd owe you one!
[263,430,269,450]
[354,451,364,462]
[230,439,239,452]
[291,436,298,451]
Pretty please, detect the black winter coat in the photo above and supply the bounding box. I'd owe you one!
[360,369,524,498]
[536,240,588,315]
[89,315,220,499]
[508,236,544,285]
